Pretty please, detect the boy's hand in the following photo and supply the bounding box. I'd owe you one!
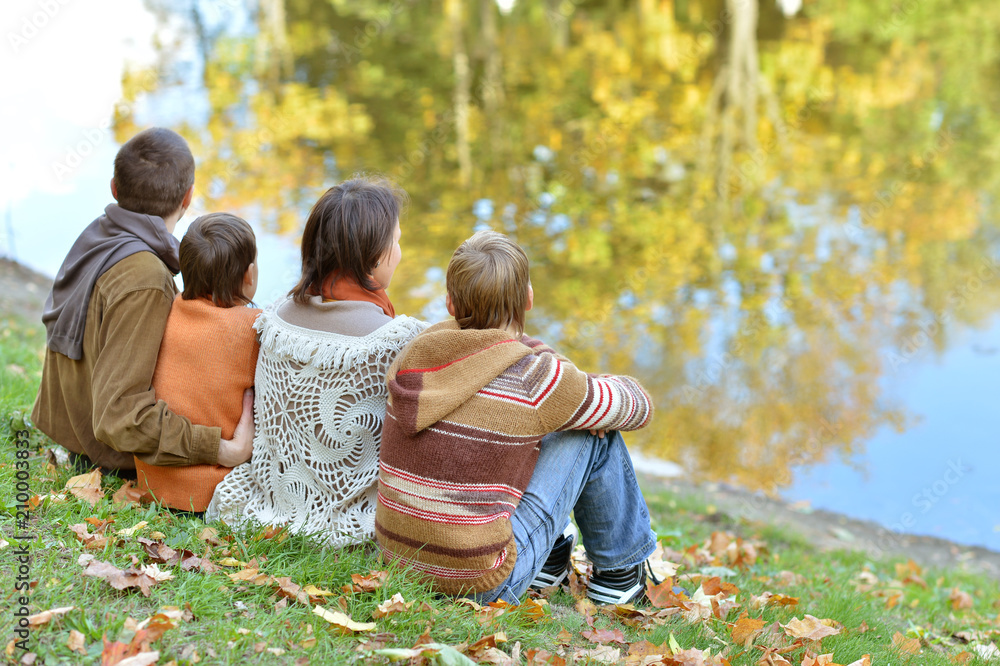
[218,389,255,466]
[589,429,606,439]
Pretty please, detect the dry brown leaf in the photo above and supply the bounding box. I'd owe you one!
[274,576,310,605]
[198,527,224,546]
[81,558,168,597]
[949,588,974,610]
[892,632,921,654]
[227,568,272,585]
[581,627,626,645]
[525,648,567,665]
[701,576,739,597]
[26,606,74,628]
[312,605,375,634]
[112,480,145,506]
[64,469,104,506]
[372,593,412,619]
[647,578,690,610]
[845,656,871,666]
[800,654,837,666]
[783,615,841,642]
[555,628,573,645]
[732,613,766,646]
[757,648,793,666]
[69,523,109,550]
[571,645,621,664]
[343,570,389,593]
[62,629,86,655]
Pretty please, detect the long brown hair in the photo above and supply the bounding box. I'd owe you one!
[180,213,256,307]
[291,176,407,303]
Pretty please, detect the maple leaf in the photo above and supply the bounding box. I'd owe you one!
[647,578,690,610]
[891,631,921,655]
[81,558,170,597]
[111,480,145,506]
[570,645,621,664]
[783,615,842,642]
[732,613,766,646]
[702,575,740,597]
[64,469,104,506]
[344,570,390,593]
[800,653,837,666]
[525,648,566,665]
[274,576,310,605]
[844,656,871,666]
[312,606,376,634]
[581,627,626,645]
[69,523,110,551]
[198,526,224,546]
[757,648,793,665]
[949,588,973,610]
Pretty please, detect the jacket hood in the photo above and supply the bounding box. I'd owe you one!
[386,320,533,435]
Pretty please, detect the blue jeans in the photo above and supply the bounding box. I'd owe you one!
[474,430,657,604]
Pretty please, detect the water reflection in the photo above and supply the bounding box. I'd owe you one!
[128,0,1000,493]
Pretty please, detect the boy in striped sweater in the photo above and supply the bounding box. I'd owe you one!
[376,230,659,605]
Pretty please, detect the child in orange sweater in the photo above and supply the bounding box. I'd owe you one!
[134,213,261,511]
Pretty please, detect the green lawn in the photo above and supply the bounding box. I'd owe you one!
[2,315,998,665]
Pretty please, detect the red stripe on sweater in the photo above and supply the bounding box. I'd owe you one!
[381,548,506,579]
[396,339,518,375]
[379,478,518,512]
[582,380,607,428]
[479,358,562,407]
[380,461,523,499]
[379,492,511,525]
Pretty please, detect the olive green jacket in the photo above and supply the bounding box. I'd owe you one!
[32,252,221,470]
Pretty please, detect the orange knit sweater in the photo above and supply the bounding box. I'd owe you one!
[135,296,261,511]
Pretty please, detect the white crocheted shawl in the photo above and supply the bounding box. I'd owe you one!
[206,299,427,547]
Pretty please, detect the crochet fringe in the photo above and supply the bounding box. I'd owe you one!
[254,304,424,371]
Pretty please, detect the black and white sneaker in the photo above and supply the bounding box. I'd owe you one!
[528,523,578,589]
[587,560,661,605]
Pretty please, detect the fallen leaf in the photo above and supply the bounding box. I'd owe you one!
[69,523,109,550]
[112,481,145,506]
[228,568,272,585]
[303,584,334,598]
[570,645,620,664]
[582,627,626,645]
[66,629,86,654]
[343,570,389,593]
[274,576,310,605]
[312,606,376,634]
[783,615,841,642]
[701,576,739,597]
[115,521,149,537]
[949,588,974,610]
[647,578,690,610]
[198,527,224,546]
[27,606,74,628]
[891,631,921,655]
[372,593,412,619]
[64,469,104,506]
[217,557,246,567]
[525,648,567,665]
[732,613,766,646]
[81,559,168,597]
[845,656,871,666]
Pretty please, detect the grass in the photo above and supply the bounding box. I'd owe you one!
[1,314,999,665]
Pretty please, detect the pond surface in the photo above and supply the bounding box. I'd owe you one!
[3,0,998,550]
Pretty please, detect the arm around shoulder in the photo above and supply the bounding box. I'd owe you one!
[92,286,222,466]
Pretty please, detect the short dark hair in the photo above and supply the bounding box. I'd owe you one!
[180,213,257,308]
[291,175,407,303]
[113,127,195,219]
[447,231,531,336]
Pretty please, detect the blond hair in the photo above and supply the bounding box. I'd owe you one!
[447,231,531,335]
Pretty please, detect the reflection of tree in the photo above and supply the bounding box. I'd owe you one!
[125,0,1000,491]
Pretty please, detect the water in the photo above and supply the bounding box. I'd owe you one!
[2,0,998,551]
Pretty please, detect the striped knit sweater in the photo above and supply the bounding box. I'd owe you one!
[375,320,653,595]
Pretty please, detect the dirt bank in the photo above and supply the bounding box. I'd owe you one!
[3,255,998,579]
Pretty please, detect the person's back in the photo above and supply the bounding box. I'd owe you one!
[376,231,658,604]
[135,213,261,511]
[33,128,254,474]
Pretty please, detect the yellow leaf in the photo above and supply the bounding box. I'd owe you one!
[115,521,149,537]
[312,606,376,634]
[67,629,86,654]
[303,585,334,597]
[783,615,842,641]
[217,557,246,567]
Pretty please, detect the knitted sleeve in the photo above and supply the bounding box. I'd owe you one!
[528,344,653,434]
